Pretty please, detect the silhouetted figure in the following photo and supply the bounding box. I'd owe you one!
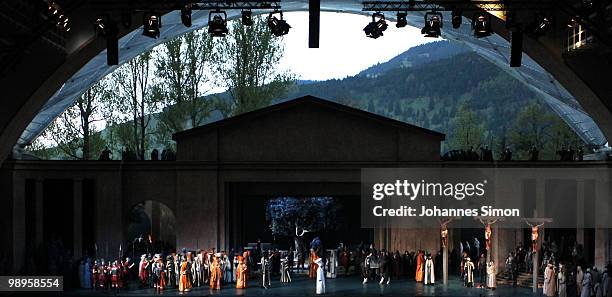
[557,146,568,161]
[568,146,575,161]
[577,146,584,161]
[529,145,539,161]
[99,147,111,160]
[480,146,494,162]
[161,149,167,161]
[151,149,159,161]
[122,148,128,161]
[502,147,513,161]
[468,146,479,161]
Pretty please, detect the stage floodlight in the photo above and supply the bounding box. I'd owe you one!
[364,12,388,39]
[421,12,442,38]
[451,8,462,29]
[526,13,551,37]
[143,13,161,39]
[396,12,408,28]
[472,13,491,38]
[94,14,110,37]
[267,11,291,37]
[566,17,578,28]
[208,10,228,37]
[181,6,192,27]
[242,10,253,26]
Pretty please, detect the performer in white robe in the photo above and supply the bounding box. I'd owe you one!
[464,257,475,287]
[486,261,496,289]
[315,258,326,294]
[281,257,292,283]
[424,255,435,285]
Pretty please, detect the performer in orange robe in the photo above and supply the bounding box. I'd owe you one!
[178,256,192,292]
[236,255,247,289]
[415,250,425,282]
[210,255,222,290]
[309,250,318,279]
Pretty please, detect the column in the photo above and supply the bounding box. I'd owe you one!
[443,240,448,285]
[73,179,83,259]
[576,179,585,246]
[35,179,44,247]
[12,176,25,273]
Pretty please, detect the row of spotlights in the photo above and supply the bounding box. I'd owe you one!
[364,11,496,39]
[47,0,71,32]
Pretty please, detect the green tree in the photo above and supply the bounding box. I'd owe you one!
[448,103,485,150]
[110,51,158,159]
[213,16,295,116]
[154,30,215,141]
[507,102,555,159]
[38,81,110,159]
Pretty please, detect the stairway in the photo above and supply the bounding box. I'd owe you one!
[496,271,544,289]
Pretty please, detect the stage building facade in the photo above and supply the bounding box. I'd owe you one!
[1,96,610,274]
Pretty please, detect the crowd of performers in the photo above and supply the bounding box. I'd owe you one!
[72,236,612,296]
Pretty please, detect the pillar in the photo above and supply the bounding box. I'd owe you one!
[12,175,25,273]
[594,228,608,269]
[35,179,44,247]
[443,242,448,285]
[73,179,83,259]
[576,179,585,246]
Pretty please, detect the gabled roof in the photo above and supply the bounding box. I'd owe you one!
[172,95,445,140]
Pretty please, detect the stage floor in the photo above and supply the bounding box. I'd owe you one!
[50,275,546,297]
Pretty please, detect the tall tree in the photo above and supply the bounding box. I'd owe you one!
[40,81,110,159]
[448,103,485,150]
[213,16,295,116]
[111,51,158,159]
[507,102,554,159]
[154,30,215,136]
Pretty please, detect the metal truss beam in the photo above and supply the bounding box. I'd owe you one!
[91,0,281,11]
[362,1,553,12]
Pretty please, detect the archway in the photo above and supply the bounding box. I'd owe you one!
[3,2,610,166]
[126,200,177,257]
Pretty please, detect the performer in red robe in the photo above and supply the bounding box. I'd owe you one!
[178,256,192,292]
[92,260,99,289]
[210,254,222,290]
[415,250,425,282]
[309,250,318,279]
[138,255,149,288]
[236,255,247,288]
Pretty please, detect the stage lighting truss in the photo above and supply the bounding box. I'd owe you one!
[364,12,388,39]
[267,10,291,37]
[361,0,553,13]
[422,12,442,38]
[90,0,282,12]
[46,0,71,32]
[396,12,408,28]
[208,10,229,37]
[472,12,491,38]
[143,12,161,39]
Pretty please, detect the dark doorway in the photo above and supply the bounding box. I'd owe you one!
[43,179,74,252]
[127,200,177,256]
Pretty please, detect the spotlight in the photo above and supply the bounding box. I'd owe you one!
[364,12,387,39]
[451,8,462,29]
[526,13,551,37]
[267,11,291,37]
[472,13,491,38]
[121,12,132,29]
[242,10,253,26]
[57,14,70,32]
[208,10,228,37]
[47,1,60,15]
[143,13,161,39]
[421,12,442,38]
[94,14,110,37]
[566,17,578,28]
[181,5,192,27]
[396,12,407,28]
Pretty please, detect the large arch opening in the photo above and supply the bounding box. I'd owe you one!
[126,200,177,257]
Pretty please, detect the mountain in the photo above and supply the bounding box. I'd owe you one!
[279,41,548,151]
[357,40,470,78]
